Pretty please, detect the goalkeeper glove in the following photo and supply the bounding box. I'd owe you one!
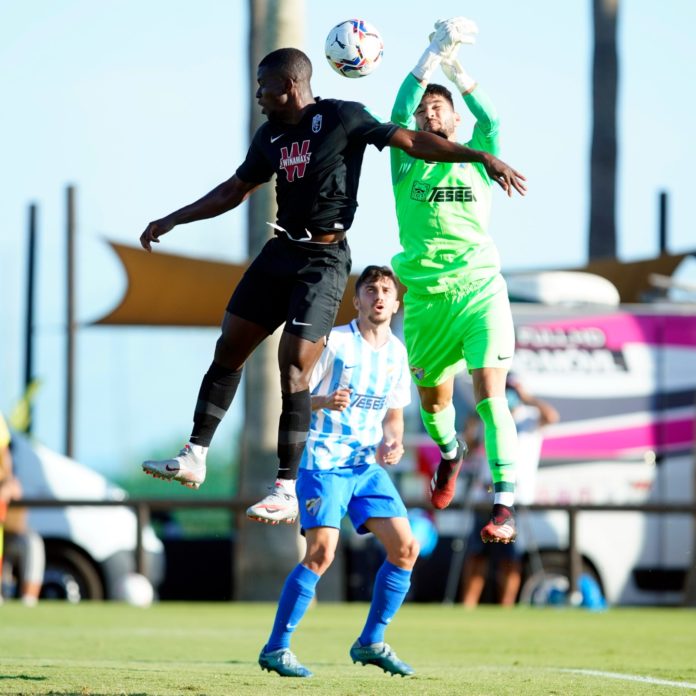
[433,17,479,57]
[441,56,477,95]
[412,16,478,83]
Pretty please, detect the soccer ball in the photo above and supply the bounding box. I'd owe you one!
[115,572,154,608]
[325,19,383,78]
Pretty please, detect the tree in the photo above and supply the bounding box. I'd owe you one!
[234,0,306,600]
[589,0,619,260]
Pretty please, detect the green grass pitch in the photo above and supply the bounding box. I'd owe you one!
[1,602,695,695]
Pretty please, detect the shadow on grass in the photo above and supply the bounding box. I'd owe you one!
[0,674,47,681]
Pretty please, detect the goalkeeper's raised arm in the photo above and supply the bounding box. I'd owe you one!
[390,16,478,127]
[390,17,516,192]
[443,55,500,154]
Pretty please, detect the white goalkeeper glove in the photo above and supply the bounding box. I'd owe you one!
[441,56,477,95]
[412,16,478,83]
[433,17,479,57]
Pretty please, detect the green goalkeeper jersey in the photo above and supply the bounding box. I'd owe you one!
[390,74,502,295]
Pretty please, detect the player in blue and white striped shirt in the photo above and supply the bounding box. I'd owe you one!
[259,266,419,679]
[303,315,411,471]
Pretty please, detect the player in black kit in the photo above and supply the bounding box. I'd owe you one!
[140,47,525,525]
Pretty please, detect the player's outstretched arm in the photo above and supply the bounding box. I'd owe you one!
[412,17,479,86]
[513,381,561,427]
[139,175,260,252]
[388,128,526,197]
[442,56,478,96]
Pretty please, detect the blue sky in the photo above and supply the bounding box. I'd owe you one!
[1,0,694,474]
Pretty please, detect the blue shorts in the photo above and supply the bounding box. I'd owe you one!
[297,464,408,535]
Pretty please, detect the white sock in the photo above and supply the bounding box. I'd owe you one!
[187,443,208,458]
[440,444,459,460]
[494,492,515,507]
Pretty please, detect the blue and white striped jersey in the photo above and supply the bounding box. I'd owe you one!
[301,320,412,471]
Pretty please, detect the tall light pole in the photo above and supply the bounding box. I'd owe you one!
[65,185,77,458]
[24,203,38,434]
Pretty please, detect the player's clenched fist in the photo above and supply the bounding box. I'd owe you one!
[377,439,405,466]
[318,388,352,412]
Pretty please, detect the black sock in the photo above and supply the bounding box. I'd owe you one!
[277,389,311,480]
[189,362,242,447]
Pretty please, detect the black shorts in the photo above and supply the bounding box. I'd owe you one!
[226,235,352,343]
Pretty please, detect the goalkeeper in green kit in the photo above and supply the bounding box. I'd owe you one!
[390,17,524,543]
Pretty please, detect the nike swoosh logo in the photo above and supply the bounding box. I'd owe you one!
[165,464,179,472]
[497,355,512,361]
[270,134,285,143]
[292,318,312,326]
[343,364,357,369]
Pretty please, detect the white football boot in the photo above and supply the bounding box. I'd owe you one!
[246,480,298,525]
[142,443,207,489]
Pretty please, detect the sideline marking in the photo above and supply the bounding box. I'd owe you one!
[556,668,696,690]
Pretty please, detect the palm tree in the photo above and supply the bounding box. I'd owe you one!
[589,0,619,260]
[234,0,305,600]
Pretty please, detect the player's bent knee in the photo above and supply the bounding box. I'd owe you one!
[213,337,245,370]
[280,364,313,392]
[390,536,419,569]
[419,395,452,413]
[407,536,420,566]
[305,546,335,575]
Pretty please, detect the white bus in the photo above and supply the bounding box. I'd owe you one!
[510,301,696,605]
[409,300,696,606]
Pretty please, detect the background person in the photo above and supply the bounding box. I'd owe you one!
[460,376,559,606]
[0,413,45,606]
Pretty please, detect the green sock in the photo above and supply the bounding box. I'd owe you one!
[475,397,517,498]
[420,404,458,456]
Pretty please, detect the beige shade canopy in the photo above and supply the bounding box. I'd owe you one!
[94,241,694,327]
[94,241,361,328]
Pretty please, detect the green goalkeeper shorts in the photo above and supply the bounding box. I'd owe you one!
[403,274,515,387]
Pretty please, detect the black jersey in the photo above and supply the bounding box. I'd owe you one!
[236,98,398,235]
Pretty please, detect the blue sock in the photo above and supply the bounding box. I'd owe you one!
[359,561,412,646]
[266,564,320,652]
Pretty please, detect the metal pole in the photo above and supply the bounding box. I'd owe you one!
[135,503,149,576]
[658,190,668,254]
[568,508,582,604]
[683,392,696,606]
[65,185,76,458]
[24,203,38,434]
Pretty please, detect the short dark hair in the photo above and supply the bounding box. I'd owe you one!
[259,48,312,82]
[422,83,454,108]
[355,265,399,293]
